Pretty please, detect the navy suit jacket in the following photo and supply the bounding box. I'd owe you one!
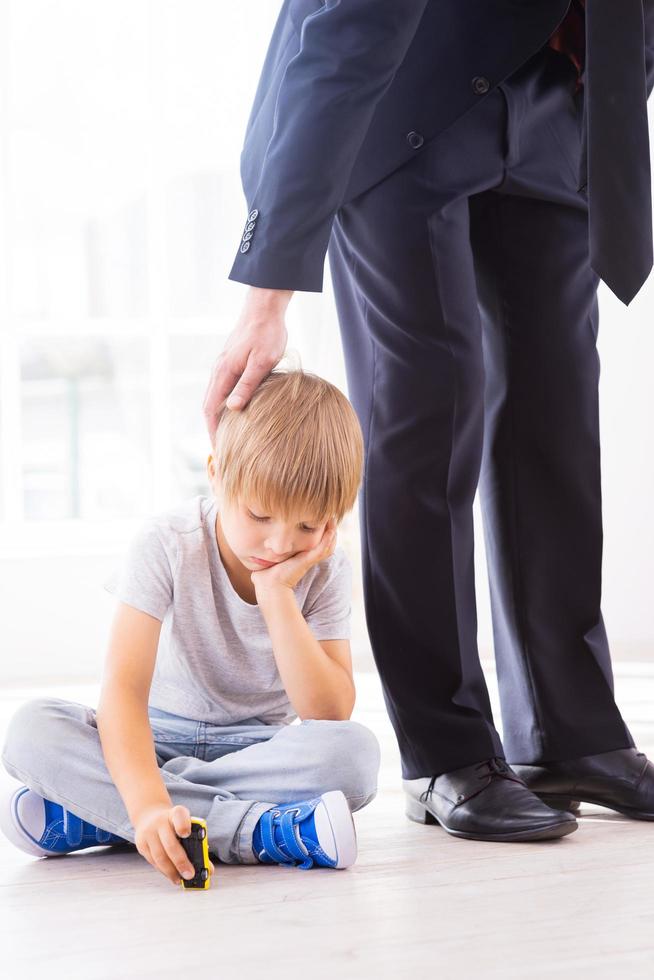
[228,0,654,293]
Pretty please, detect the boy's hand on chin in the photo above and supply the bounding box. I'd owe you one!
[252,519,337,600]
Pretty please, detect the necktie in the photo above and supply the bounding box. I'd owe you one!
[579,0,653,305]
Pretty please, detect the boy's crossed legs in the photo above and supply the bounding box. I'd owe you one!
[1,697,380,866]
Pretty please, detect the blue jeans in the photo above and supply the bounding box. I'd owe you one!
[1,698,381,864]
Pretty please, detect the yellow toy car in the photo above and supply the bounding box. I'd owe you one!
[177,817,211,890]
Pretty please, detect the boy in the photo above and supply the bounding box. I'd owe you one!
[0,366,381,886]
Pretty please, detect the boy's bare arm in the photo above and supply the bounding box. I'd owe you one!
[96,602,172,824]
[96,603,212,886]
[96,689,172,825]
[257,588,355,721]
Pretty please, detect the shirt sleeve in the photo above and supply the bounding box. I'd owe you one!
[103,520,175,622]
[301,546,353,640]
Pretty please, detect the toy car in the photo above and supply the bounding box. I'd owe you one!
[177,817,211,890]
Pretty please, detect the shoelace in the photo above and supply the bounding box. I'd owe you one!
[474,757,512,779]
[257,806,314,870]
[419,756,524,807]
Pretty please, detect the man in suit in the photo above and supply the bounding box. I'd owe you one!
[203,0,654,841]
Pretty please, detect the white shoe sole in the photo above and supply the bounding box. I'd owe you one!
[313,790,358,868]
[0,784,54,857]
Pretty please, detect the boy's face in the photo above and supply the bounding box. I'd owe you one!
[207,455,330,571]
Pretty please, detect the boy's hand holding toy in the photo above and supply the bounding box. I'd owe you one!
[134,802,215,887]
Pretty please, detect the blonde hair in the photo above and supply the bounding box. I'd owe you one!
[212,359,364,524]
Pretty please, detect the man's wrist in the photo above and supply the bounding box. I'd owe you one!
[246,286,294,312]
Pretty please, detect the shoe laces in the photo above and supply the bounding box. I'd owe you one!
[474,756,511,779]
[419,756,521,806]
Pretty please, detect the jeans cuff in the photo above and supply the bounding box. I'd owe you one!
[236,801,277,864]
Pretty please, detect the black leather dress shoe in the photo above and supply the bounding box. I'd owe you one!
[402,757,577,842]
[510,748,654,820]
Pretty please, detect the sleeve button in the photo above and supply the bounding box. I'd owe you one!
[407,130,424,149]
[240,241,251,253]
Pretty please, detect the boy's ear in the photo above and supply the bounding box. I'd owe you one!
[207,456,223,494]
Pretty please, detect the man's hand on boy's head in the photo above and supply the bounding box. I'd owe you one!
[251,518,338,600]
[202,287,293,439]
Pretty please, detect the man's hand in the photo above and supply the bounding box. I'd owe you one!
[203,287,294,440]
[251,518,338,603]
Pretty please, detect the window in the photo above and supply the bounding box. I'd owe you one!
[0,1,361,682]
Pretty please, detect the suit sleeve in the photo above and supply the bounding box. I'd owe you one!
[228,0,430,293]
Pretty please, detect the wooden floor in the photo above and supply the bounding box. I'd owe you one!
[1,664,654,979]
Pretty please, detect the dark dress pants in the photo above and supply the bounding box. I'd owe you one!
[327,44,636,780]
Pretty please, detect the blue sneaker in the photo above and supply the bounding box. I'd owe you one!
[0,783,128,857]
[252,790,357,870]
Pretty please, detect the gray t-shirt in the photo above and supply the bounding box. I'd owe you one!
[103,494,352,726]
